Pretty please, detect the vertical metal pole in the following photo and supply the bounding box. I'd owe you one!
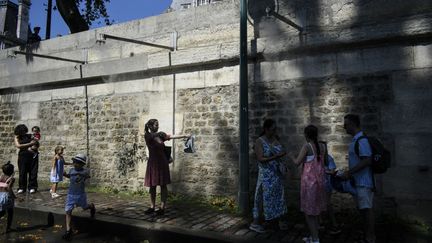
[239,0,249,215]
[169,52,176,164]
[82,66,90,168]
[45,0,52,39]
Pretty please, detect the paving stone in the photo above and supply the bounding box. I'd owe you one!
[13,187,428,242]
[234,228,249,236]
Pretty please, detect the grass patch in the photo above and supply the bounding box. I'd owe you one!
[168,193,239,215]
[379,215,432,238]
[85,185,239,215]
[36,180,69,190]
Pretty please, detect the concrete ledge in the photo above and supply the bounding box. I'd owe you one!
[14,204,260,243]
[0,42,240,92]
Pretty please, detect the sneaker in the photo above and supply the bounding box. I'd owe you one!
[155,208,165,216]
[17,189,24,194]
[249,223,266,234]
[51,193,61,199]
[303,237,320,243]
[49,189,53,194]
[29,189,36,194]
[328,226,342,235]
[62,230,72,240]
[89,203,96,218]
[302,236,312,243]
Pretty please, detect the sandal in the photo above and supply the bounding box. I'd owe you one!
[62,230,72,240]
[89,203,96,218]
[278,220,289,230]
[144,207,155,215]
[302,236,312,243]
[155,208,165,216]
[249,223,266,234]
[328,225,342,235]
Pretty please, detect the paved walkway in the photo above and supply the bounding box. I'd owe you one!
[11,188,430,243]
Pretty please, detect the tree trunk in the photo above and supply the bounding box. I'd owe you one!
[55,0,89,33]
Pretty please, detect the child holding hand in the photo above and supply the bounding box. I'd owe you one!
[62,154,95,240]
[50,146,71,199]
[0,161,16,233]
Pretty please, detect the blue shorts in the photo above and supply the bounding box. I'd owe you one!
[0,192,14,211]
[65,193,88,212]
[354,186,374,209]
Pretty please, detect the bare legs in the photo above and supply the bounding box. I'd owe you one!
[149,185,168,210]
[0,209,13,232]
[64,203,95,239]
[361,208,375,243]
[160,185,168,210]
[305,214,320,242]
[149,186,156,209]
[326,192,338,228]
[51,183,58,193]
[65,212,72,232]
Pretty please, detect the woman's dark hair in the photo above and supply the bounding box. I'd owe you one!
[14,124,28,137]
[2,161,14,176]
[31,126,40,132]
[344,114,360,127]
[304,125,321,160]
[259,119,276,137]
[158,131,168,140]
[320,140,329,166]
[145,119,158,134]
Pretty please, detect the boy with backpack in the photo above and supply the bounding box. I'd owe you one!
[341,114,389,243]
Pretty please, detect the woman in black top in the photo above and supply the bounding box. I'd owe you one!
[14,124,38,194]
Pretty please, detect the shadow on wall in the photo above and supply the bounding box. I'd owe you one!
[245,0,432,209]
[171,86,239,197]
[20,42,41,64]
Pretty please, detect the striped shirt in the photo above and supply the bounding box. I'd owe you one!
[349,131,373,188]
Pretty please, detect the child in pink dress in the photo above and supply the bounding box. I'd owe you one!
[0,161,16,233]
[293,125,327,243]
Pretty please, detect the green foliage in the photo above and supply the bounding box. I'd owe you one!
[167,193,239,215]
[116,142,144,176]
[74,0,113,26]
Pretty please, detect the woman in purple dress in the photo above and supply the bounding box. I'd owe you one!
[144,119,190,215]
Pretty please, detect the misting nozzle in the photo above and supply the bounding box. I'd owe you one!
[265,7,272,17]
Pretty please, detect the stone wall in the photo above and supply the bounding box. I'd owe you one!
[173,85,239,195]
[0,0,431,222]
[0,95,19,164]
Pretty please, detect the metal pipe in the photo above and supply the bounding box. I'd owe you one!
[45,0,52,39]
[239,0,249,215]
[266,7,303,32]
[101,34,175,51]
[169,52,176,164]
[13,50,86,64]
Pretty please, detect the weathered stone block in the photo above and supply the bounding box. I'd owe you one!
[363,46,414,73]
[413,44,432,69]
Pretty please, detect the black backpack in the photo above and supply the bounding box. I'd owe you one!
[355,136,391,174]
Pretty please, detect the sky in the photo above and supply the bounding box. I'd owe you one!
[18,0,173,39]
